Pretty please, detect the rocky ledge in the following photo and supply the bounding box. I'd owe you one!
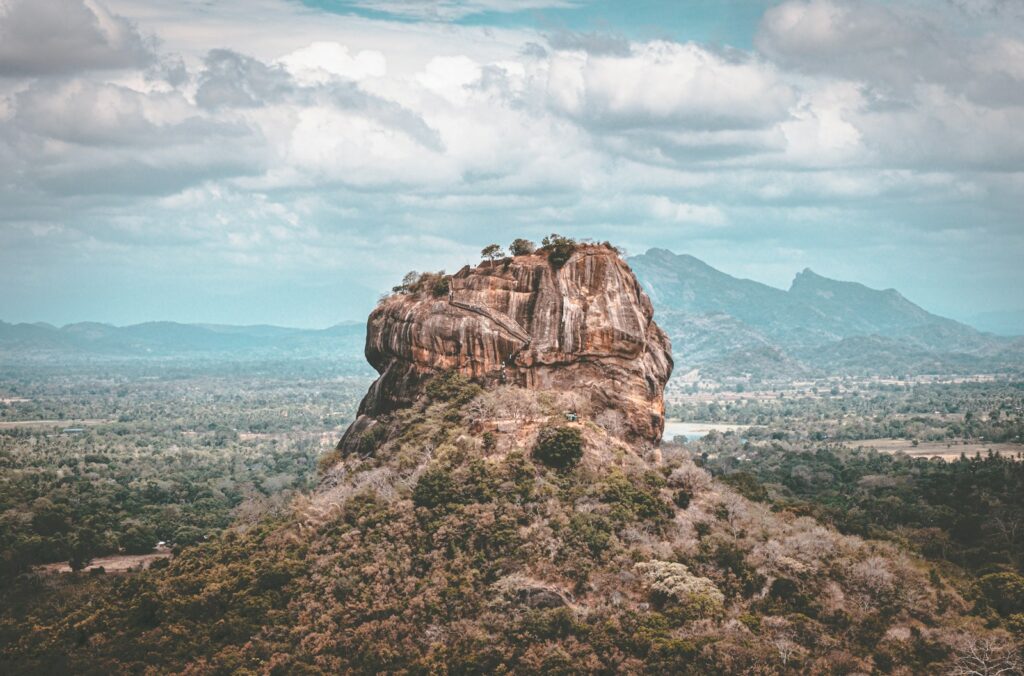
[339,242,673,451]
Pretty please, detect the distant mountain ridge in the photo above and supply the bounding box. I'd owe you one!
[3,248,1020,378]
[0,319,368,365]
[628,248,1023,377]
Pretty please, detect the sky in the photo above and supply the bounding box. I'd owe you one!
[0,0,1022,328]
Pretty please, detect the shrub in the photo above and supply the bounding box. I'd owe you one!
[431,276,450,297]
[540,233,577,268]
[564,512,614,558]
[667,463,712,495]
[1007,613,1024,636]
[356,425,387,455]
[532,425,584,470]
[600,472,673,524]
[721,471,769,502]
[425,371,482,406]
[392,270,420,294]
[980,572,1024,616]
[317,447,343,474]
[673,489,691,509]
[412,467,459,509]
[770,577,799,599]
[392,270,448,296]
[706,540,765,599]
[738,613,761,632]
[764,577,815,613]
[509,238,536,256]
[648,638,698,672]
[634,560,725,621]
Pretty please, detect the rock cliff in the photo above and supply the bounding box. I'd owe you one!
[340,243,673,451]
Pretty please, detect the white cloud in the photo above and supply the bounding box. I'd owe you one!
[0,0,1022,324]
[279,104,454,188]
[754,0,1024,172]
[278,42,387,85]
[779,81,864,166]
[649,196,727,226]
[546,41,795,131]
[0,0,154,76]
[756,0,934,83]
[14,79,198,145]
[417,55,482,105]
[756,0,1024,106]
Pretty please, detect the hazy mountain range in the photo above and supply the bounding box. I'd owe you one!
[0,319,368,367]
[2,248,1021,378]
[630,248,1024,378]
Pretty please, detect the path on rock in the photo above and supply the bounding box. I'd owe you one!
[449,298,532,346]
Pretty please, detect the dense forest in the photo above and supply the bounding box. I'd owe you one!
[668,380,1024,443]
[2,371,1022,673]
[705,443,1024,574]
[0,362,369,578]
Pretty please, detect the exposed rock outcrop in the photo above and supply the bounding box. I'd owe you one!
[340,243,672,452]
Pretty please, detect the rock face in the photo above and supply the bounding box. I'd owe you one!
[341,243,673,450]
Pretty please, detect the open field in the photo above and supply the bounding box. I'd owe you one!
[663,420,747,441]
[0,418,109,429]
[36,550,172,574]
[665,373,1013,405]
[849,438,1024,461]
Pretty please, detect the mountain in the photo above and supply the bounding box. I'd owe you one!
[0,319,368,365]
[629,248,1023,377]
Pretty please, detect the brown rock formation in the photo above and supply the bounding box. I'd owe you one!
[341,243,673,451]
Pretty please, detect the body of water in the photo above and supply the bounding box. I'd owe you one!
[663,420,747,442]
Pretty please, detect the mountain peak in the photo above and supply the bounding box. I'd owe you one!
[641,248,713,269]
[624,247,1002,375]
[789,267,840,291]
[643,246,676,259]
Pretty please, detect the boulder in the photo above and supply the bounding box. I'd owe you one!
[341,243,673,451]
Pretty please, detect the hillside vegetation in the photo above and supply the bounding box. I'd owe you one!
[3,373,1018,674]
[0,363,368,579]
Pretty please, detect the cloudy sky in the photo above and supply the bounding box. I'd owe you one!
[1,0,1022,328]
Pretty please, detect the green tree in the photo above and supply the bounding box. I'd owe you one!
[121,523,157,554]
[393,270,420,293]
[509,238,535,256]
[431,275,450,297]
[481,244,505,262]
[980,572,1024,616]
[532,425,584,470]
[413,467,459,509]
[69,527,99,572]
[540,233,577,268]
